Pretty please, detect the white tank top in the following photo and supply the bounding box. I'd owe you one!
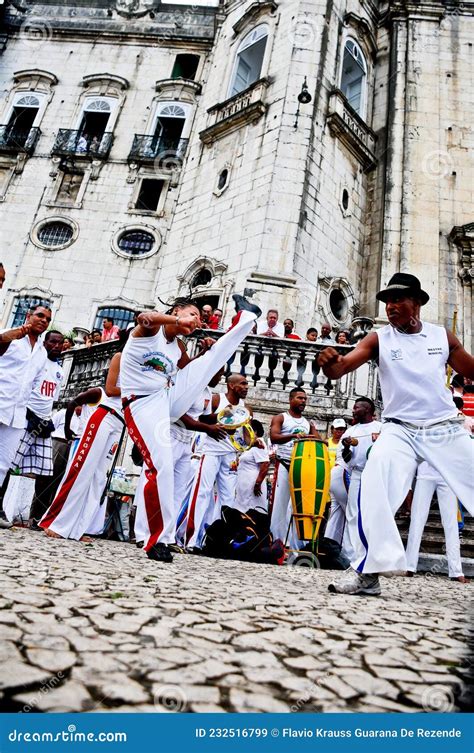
[171,387,212,444]
[276,412,310,460]
[120,328,181,399]
[377,322,457,423]
[201,392,245,455]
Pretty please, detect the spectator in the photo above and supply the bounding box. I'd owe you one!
[283,318,302,340]
[9,331,64,527]
[62,337,74,352]
[84,334,93,348]
[306,327,318,342]
[101,317,120,342]
[327,418,347,470]
[256,309,284,338]
[335,330,350,345]
[91,329,102,344]
[0,305,51,526]
[200,304,213,327]
[0,263,5,289]
[317,322,334,344]
[208,308,223,330]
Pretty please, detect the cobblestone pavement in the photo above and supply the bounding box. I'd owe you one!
[0,528,472,713]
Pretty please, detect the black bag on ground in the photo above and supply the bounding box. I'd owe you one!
[202,505,284,565]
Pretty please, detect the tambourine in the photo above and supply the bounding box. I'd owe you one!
[217,405,251,430]
[216,405,255,453]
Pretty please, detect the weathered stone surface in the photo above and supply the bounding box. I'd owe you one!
[0,528,470,712]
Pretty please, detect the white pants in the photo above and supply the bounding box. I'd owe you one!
[406,477,463,578]
[270,460,301,549]
[172,438,194,522]
[40,407,123,540]
[0,424,23,486]
[124,310,256,552]
[235,466,268,513]
[325,465,354,560]
[185,451,237,548]
[352,419,474,574]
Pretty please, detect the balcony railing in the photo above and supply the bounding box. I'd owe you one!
[0,125,41,155]
[51,130,113,160]
[200,78,269,145]
[59,331,381,422]
[326,89,377,172]
[128,135,189,167]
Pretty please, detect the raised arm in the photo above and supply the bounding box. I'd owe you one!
[447,330,474,379]
[135,310,198,337]
[0,323,31,356]
[317,332,378,379]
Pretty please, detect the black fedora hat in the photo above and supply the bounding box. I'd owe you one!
[376,273,429,305]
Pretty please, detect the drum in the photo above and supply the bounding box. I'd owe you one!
[229,423,256,453]
[289,438,330,542]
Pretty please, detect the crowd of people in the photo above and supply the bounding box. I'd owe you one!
[0,268,473,595]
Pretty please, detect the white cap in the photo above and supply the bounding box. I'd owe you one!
[332,418,347,428]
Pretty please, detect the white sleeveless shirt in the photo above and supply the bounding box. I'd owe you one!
[201,392,245,456]
[120,328,181,399]
[100,376,122,415]
[377,322,457,423]
[275,412,310,461]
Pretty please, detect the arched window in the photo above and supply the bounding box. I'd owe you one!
[5,92,44,148]
[78,97,114,145]
[150,102,189,155]
[229,25,268,97]
[10,295,51,327]
[94,306,135,332]
[340,39,367,116]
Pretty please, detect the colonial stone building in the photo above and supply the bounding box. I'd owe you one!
[0,0,472,351]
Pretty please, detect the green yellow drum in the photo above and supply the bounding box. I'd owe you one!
[289,439,330,542]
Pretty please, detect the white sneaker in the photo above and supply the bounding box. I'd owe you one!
[0,517,12,529]
[328,567,381,596]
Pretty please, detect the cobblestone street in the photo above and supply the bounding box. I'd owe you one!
[0,528,472,714]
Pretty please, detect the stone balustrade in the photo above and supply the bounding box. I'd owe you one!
[59,330,380,426]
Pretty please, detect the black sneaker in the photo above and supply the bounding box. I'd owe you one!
[185,546,202,555]
[232,294,262,318]
[29,519,42,532]
[146,543,173,563]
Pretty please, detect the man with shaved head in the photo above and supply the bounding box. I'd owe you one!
[185,373,251,552]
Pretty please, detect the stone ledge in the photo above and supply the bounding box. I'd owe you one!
[326,89,377,172]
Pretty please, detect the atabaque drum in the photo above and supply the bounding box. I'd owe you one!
[289,439,331,542]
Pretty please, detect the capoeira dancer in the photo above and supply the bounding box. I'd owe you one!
[0,306,50,528]
[9,331,64,522]
[185,373,251,552]
[405,461,468,583]
[318,273,474,596]
[269,388,321,548]
[120,295,261,562]
[40,350,124,540]
[234,419,270,513]
[134,369,227,548]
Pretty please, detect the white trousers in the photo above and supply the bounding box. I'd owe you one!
[0,424,23,485]
[325,465,354,560]
[270,461,301,549]
[40,407,123,540]
[406,477,463,578]
[352,419,474,574]
[185,451,237,548]
[124,310,256,552]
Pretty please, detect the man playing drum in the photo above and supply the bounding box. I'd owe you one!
[318,273,474,596]
[269,388,321,549]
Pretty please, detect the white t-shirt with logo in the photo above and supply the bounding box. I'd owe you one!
[28,359,64,418]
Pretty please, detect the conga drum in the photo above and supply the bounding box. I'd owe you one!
[289,438,330,543]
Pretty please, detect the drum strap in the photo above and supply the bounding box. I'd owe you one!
[276,458,291,473]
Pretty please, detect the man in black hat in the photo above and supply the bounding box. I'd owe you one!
[318,273,474,596]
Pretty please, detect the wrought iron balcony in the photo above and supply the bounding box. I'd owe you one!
[0,125,41,155]
[51,130,113,160]
[59,331,381,425]
[128,135,189,167]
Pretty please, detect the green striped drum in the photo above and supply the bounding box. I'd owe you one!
[289,439,331,542]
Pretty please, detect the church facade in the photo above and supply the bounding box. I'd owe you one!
[0,0,472,349]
